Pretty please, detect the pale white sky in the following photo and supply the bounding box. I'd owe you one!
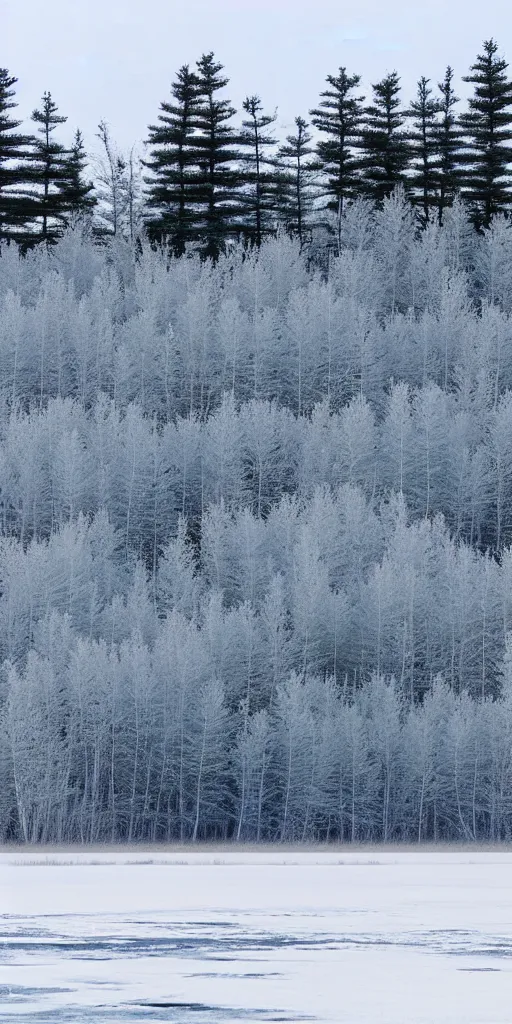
[3,0,512,154]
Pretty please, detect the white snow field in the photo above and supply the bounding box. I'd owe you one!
[1,850,512,1023]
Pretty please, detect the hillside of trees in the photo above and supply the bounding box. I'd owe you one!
[2,39,512,250]
[2,195,512,843]
[3,39,512,845]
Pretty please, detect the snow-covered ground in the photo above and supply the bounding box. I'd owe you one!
[1,850,512,1023]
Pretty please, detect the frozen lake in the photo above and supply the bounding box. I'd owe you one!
[1,850,512,1023]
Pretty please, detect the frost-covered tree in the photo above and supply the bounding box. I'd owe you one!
[94,121,136,238]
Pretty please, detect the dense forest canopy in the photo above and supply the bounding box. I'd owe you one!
[3,39,512,845]
[1,196,512,843]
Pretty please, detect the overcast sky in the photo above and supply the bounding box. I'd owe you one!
[4,0,512,154]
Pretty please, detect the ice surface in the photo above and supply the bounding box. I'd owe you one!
[1,850,512,1022]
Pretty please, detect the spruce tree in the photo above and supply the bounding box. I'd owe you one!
[238,95,278,246]
[0,68,35,240]
[361,72,410,202]
[58,129,96,223]
[459,39,512,228]
[277,116,320,246]
[433,67,465,225]
[193,52,241,260]
[310,67,365,221]
[143,64,200,254]
[406,77,440,226]
[30,92,70,242]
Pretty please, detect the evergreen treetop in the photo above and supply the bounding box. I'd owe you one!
[0,68,35,240]
[57,128,96,224]
[433,66,464,224]
[406,77,441,225]
[277,116,321,245]
[143,64,200,253]
[310,67,366,217]
[30,91,71,242]
[460,39,512,227]
[192,52,242,259]
[238,95,279,246]
[362,71,410,203]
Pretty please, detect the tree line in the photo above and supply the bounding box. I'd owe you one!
[2,39,512,254]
